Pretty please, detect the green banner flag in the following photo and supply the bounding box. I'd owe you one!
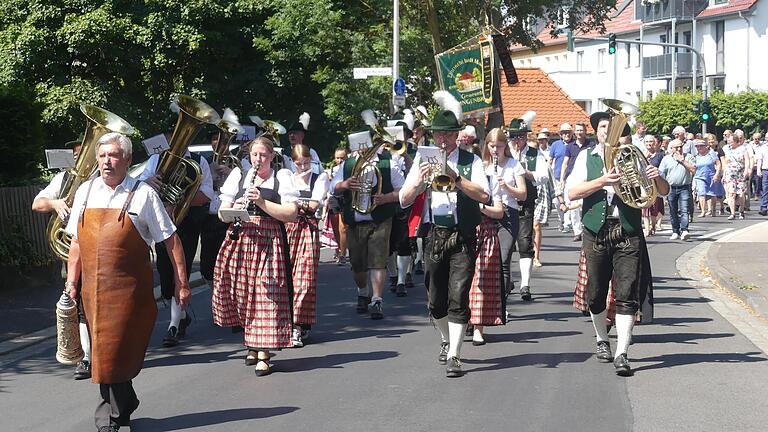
[435,35,498,117]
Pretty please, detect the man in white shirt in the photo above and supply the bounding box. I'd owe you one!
[65,132,189,432]
[756,139,768,216]
[400,93,490,378]
[139,139,214,347]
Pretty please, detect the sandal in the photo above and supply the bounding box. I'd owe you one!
[254,358,271,377]
[245,350,258,366]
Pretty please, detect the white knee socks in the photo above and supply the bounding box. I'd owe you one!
[416,238,423,263]
[615,314,635,358]
[434,316,449,343]
[590,310,609,343]
[519,258,533,287]
[396,256,410,285]
[79,323,91,361]
[170,297,185,329]
[447,321,467,359]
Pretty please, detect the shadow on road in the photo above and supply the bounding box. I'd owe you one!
[143,348,243,368]
[131,406,299,430]
[463,351,593,372]
[274,350,399,373]
[651,316,713,326]
[634,332,734,344]
[489,330,583,344]
[633,351,767,372]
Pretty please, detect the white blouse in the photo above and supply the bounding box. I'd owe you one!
[486,157,526,210]
[219,167,298,205]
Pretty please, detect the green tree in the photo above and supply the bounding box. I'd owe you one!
[0,84,45,185]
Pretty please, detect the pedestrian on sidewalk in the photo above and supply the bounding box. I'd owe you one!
[658,139,695,240]
[706,133,727,215]
[756,137,768,216]
[692,139,722,218]
[65,133,190,431]
[723,130,753,219]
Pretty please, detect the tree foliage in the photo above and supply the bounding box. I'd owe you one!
[0,84,45,185]
[0,0,617,169]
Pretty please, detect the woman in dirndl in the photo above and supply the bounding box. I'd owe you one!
[213,136,299,376]
[642,135,665,236]
[470,129,527,344]
[285,144,329,348]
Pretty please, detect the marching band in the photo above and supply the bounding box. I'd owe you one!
[42,91,665,430]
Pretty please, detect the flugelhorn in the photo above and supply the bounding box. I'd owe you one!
[602,98,657,209]
[431,141,456,193]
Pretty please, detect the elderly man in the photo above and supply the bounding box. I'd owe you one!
[658,139,696,240]
[457,125,477,153]
[632,121,648,153]
[65,133,189,432]
[560,122,592,241]
[567,112,669,376]
[750,133,764,201]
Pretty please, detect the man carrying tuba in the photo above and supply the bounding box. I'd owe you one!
[399,91,490,378]
[566,110,669,377]
[329,126,405,320]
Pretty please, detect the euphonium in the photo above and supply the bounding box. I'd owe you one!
[431,141,456,193]
[156,95,221,223]
[602,98,658,209]
[351,112,396,214]
[213,108,242,170]
[46,105,134,261]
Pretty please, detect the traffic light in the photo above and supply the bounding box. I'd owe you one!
[692,99,701,113]
[700,100,712,122]
[608,33,617,55]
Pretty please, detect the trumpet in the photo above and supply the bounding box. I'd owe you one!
[430,141,456,193]
[384,140,407,155]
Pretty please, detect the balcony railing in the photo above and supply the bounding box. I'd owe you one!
[642,52,696,79]
[639,0,709,24]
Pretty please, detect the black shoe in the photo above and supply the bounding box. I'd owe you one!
[370,300,384,320]
[759,210,768,216]
[438,342,449,365]
[74,360,91,380]
[162,326,179,347]
[446,356,464,377]
[231,325,244,333]
[614,353,633,376]
[405,273,414,288]
[520,286,532,301]
[178,315,192,338]
[415,261,424,275]
[118,399,140,427]
[356,296,371,314]
[596,340,612,362]
[395,283,407,297]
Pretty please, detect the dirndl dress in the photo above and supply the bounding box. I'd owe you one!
[285,211,320,326]
[212,187,293,350]
[469,217,505,326]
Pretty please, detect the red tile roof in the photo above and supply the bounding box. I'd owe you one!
[499,68,592,133]
[511,1,641,52]
[697,0,758,18]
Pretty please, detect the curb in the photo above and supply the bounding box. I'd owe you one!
[0,272,207,358]
[704,224,768,323]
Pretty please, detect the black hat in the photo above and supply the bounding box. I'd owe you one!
[288,112,310,133]
[65,134,84,147]
[590,112,630,137]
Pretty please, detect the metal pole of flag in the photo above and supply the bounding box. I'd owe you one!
[392,0,400,114]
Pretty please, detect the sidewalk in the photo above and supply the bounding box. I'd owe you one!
[705,221,768,322]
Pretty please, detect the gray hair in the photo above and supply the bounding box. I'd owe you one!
[95,132,133,158]
[672,125,686,136]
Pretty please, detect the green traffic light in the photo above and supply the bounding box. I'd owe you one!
[609,47,616,54]
[701,113,710,121]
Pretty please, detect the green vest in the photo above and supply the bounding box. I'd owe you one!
[455,149,481,238]
[520,146,538,208]
[581,151,642,235]
[341,153,395,225]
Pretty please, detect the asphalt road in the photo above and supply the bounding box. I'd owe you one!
[2,216,767,432]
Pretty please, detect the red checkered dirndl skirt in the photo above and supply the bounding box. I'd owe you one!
[469,218,504,326]
[285,215,319,326]
[573,250,616,323]
[212,217,293,349]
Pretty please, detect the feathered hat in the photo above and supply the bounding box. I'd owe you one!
[288,112,310,133]
[508,111,537,135]
[429,91,464,131]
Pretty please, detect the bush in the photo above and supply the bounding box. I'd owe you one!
[0,84,46,186]
[0,222,47,267]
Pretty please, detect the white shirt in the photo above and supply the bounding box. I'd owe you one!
[138,152,215,201]
[219,167,298,205]
[510,145,550,187]
[400,148,490,225]
[329,153,406,222]
[565,143,619,215]
[66,176,176,247]
[755,144,768,171]
[35,171,66,201]
[486,157,525,210]
[291,171,330,202]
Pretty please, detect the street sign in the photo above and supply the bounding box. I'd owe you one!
[353,67,392,79]
[393,78,406,96]
[393,94,406,107]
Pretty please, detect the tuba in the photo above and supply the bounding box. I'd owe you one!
[213,108,242,171]
[156,95,221,223]
[602,99,657,209]
[46,105,134,261]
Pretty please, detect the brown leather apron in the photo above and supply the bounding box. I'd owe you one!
[78,180,157,384]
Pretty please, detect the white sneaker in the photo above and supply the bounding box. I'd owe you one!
[680,231,690,241]
[291,327,304,348]
[669,233,680,240]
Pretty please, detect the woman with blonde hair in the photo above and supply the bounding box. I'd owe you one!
[213,136,299,376]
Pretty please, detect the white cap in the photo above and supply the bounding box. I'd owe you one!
[559,123,572,131]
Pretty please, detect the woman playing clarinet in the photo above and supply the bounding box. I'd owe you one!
[212,136,298,376]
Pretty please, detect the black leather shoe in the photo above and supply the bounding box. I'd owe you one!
[446,356,464,377]
[438,342,449,364]
[596,340,612,362]
[356,296,370,314]
[162,326,179,347]
[178,315,192,338]
[614,353,633,376]
[74,360,91,380]
[520,286,532,301]
[395,283,407,297]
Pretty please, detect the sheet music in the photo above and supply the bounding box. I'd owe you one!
[45,149,75,169]
[218,208,251,223]
[141,134,170,156]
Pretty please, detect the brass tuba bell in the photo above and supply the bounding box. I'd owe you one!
[602,98,657,209]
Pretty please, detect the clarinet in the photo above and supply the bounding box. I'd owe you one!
[493,155,498,175]
[230,162,260,240]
